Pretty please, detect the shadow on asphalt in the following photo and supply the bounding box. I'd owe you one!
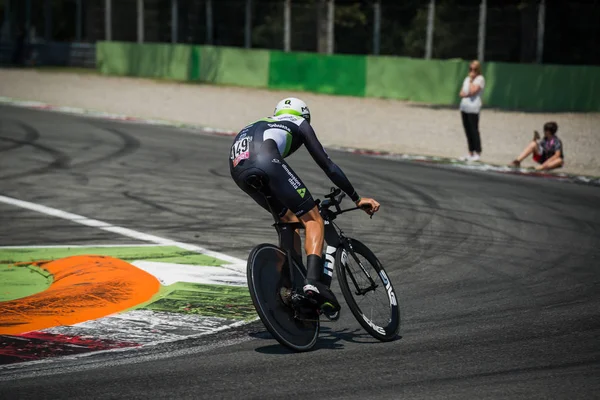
[251,327,402,354]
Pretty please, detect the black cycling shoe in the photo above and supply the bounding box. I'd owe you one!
[303,280,341,313]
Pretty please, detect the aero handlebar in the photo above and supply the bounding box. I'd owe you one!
[317,187,373,219]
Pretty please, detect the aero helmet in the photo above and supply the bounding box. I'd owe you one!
[274,97,311,124]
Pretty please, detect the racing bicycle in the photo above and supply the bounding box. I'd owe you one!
[246,184,400,352]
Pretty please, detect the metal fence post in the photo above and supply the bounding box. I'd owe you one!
[137,0,144,43]
[76,0,82,41]
[245,0,252,48]
[326,0,334,54]
[206,0,213,45]
[25,0,31,31]
[3,0,10,41]
[283,0,291,52]
[171,0,178,43]
[105,0,112,41]
[44,0,52,41]
[425,0,435,59]
[373,0,381,55]
[477,0,487,61]
[536,0,546,63]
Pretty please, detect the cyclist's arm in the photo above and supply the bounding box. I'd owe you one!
[299,121,360,202]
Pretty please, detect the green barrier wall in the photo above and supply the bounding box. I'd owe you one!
[190,46,270,87]
[97,42,191,81]
[268,51,366,97]
[366,56,467,104]
[96,42,600,112]
[482,62,600,112]
[365,57,600,111]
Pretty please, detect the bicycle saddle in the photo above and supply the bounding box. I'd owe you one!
[245,174,266,190]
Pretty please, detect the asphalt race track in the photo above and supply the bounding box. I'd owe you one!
[1,105,599,399]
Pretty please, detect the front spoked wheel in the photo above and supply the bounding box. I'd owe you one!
[335,238,400,341]
[247,244,319,352]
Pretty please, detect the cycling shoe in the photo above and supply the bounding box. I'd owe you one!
[303,280,341,313]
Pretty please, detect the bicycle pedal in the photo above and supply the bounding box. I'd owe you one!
[291,293,317,306]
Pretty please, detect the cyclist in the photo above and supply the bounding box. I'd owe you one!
[229,97,380,313]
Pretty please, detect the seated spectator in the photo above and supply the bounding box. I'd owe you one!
[510,122,564,171]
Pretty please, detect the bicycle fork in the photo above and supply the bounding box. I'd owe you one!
[340,238,379,296]
[324,218,378,296]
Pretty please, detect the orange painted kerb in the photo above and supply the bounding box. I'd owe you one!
[0,255,160,335]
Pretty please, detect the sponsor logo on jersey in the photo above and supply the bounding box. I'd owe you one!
[267,123,291,132]
[297,188,306,198]
[271,158,281,164]
[281,164,301,189]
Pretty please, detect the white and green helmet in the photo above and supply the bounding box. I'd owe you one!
[274,97,311,124]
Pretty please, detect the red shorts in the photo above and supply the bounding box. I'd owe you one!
[534,153,564,168]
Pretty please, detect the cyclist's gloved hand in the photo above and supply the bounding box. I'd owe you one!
[356,197,380,215]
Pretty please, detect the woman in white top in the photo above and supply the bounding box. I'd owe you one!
[459,60,485,161]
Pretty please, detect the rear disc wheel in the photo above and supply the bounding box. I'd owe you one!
[247,244,319,352]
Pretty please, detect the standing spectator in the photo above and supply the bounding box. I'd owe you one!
[459,60,485,161]
[510,122,564,171]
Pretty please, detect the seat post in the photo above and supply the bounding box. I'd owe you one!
[268,199,303,252]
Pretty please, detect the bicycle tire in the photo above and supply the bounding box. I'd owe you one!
[247,243,319,352]
[335,238,400,341]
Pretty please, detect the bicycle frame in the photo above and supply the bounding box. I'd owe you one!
[267,186,378,295]
[322,211,379,296]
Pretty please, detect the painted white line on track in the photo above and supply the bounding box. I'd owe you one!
[131,261,248,286]
[0,244,167,249]
[0,194,246,273]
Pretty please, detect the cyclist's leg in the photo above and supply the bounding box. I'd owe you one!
[298,206,324,271]
[259,155,321,261]
[299,207,339,310]
[280,210,302,256]
[280,208,326,283]
[259,149,339,310]
[280,207,325,282]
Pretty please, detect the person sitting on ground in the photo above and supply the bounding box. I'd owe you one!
[510,122,564,171]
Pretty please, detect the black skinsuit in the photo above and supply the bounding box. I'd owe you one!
[230,114,360,218]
